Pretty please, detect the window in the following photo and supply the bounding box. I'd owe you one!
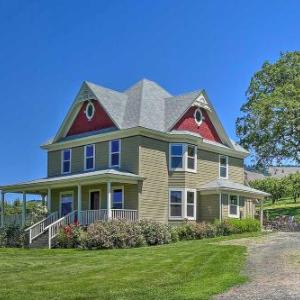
[194,107,203,126]
[169,190,183,218]
[169,189,196,220]
[85,101,95,120]
[229,195,239,218]
[109,139,121,168]
[219,155,228,178]
[112,187,124,209]
[61,149,71,174]
[186,190,196,218]
[84,144,95,171]
[169,144,197,172]
[60,192,73,217]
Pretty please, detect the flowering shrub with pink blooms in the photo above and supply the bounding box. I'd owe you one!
[57,223,82,248]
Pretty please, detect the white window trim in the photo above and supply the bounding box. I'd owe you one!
[109,139,121,168]
[169,144,197,173]
[89,189,101,210]
[85,101,95,121]
[168,188,197,221]
[194,107,203,126]
[219,155,228,179]
[84,144,95,171]
[112,186,124,209]
[59,191,74,217]
[228,194,240,218]
[61,149,72,175]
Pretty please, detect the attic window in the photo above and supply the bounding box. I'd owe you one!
[85,101,95,121]
[194,108,203,126]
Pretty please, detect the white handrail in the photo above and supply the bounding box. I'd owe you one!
[46,210,77,249]
[80,209,107,226]
[25,212,58,244]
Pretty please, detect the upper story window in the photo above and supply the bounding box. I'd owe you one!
[61,149,71,174]
[85,101,95,121]
[194,107,203,126]
[219,155,228,178]
[169,143,197,172]
[169,188,196,220]
[84,144,95,171]
[109,139,121,168]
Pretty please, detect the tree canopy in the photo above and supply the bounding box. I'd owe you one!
[236,51,300,166]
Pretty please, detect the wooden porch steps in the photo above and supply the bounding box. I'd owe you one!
[28,231,49,249]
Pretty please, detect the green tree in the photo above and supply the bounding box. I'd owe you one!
[285,172,300,203]
[236,52,300,166]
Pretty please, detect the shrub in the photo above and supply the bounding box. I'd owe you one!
[82,220,145,249]
[214,220,239,236]
[0,225,26,248]
[57,223,82,248]
[226,218,261,233]
[139,220,172,245]
[176,222,218,240]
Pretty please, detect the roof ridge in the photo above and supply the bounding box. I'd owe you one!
[84,80,125,96]
[164,89,202,100]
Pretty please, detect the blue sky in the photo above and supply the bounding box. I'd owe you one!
[0,0,299,194]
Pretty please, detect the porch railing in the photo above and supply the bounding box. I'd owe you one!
[80,209,107,226]
[25,212,59,244]
[111,209,138,222]
[46,210,77,249]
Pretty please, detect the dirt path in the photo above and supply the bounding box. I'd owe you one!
[214,232,300,300]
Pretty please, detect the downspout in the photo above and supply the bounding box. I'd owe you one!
[219,192,222,222]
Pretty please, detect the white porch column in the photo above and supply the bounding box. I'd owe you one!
[107,181,112,219]
[77,184,82,224]
[47,188,51,214]
[0,191,4,227]
[22,192,27,227]
[260,198,264,229]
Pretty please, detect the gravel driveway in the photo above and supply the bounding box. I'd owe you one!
[214,232,300,300]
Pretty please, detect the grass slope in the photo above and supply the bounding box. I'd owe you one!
[0,234,257,300]
[263,197,300,221]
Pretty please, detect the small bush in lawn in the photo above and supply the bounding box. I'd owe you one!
[139,220,172,245]
[83,220,145,249]
[226,218,261,233]
[57,223,82,248]
[214,220,239,236]
[0,225,26,248]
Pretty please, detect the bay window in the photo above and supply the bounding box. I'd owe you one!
[169,188,196,220]
[169,143,197,172]
[84,144,95,171]
[219,155,228,178]
[61,149,71,174]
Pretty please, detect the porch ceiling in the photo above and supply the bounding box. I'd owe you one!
[0,169,144,194]
[198,178,270,199]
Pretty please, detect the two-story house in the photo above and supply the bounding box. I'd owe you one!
[0,79,268,246]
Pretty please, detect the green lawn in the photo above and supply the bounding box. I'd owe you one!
[0,234,259,300]
[263,197,300,221]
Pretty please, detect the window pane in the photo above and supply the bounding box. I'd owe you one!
[170,204,182,217]
[230,205,237,215]
[86,157,94,169]
[63,161,70,173]
[170,191,182,204]
[111,140,120,153]
[171,144,183,156]
[230,195,238,205]
[187,145,195,157]
[220,166,227,178]
[171,157,183,169]
[63,149,70,160]
[113,189,123,209]
[188,157,195,169]
[187,191,194,204]
[86,145,94,157]
[220,156,227,166]
[187,205,194,217]
[111,153,119,166]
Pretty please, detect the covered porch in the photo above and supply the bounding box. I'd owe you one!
[0,169,144,228]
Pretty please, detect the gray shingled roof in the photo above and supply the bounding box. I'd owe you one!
[199,178,270,198]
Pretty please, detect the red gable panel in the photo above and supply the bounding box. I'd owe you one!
[67,100,116,136]
[172,107,222,143]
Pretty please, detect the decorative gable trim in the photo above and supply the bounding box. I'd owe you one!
[192,94,211,111]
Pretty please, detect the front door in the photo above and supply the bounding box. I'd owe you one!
[60,193,73,216]
[90,191,100,210]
